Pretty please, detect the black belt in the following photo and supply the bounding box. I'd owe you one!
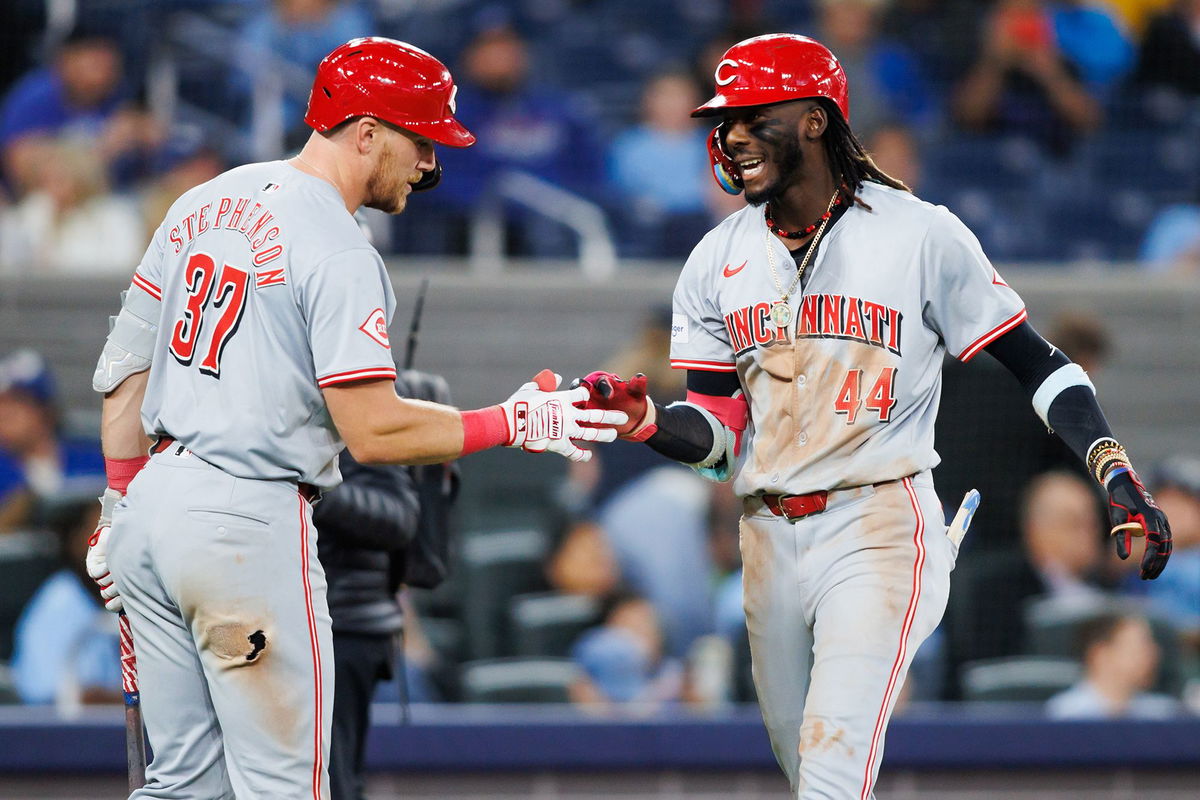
[151,436,320,503]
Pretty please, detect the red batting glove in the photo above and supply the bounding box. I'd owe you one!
[576,371,658,441]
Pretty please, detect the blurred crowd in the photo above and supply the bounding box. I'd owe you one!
[1,0,1200,269]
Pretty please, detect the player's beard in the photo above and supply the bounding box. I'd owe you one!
[743,128,803,207]
[364,142,411,215]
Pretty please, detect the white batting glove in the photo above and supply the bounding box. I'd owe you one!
[500,370,627,463]
[86,488,124,614]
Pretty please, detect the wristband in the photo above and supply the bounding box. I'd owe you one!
[460,406,509,456]
[105,456,149,495]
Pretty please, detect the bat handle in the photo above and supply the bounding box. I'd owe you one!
[119,612,148,791]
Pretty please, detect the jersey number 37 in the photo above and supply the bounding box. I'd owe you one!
[168,252,250,379]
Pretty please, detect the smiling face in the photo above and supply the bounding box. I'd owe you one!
[720,101,818,206]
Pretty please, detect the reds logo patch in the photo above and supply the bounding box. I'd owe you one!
[358,308,390,348]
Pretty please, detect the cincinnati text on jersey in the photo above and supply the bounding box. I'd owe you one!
[167,196,285,268]
[724,294,903,356]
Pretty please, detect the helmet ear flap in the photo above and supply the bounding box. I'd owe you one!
[707,126,742,195]
[411,160,442,192]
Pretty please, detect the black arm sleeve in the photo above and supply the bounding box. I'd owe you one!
[984,321,1114,465]
[311,452,421,551]
[642,369,742,463]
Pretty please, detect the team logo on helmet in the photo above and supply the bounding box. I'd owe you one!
[449,84,458,114]
[714,59,738,86]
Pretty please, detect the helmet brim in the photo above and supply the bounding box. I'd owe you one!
[405,117,476,147]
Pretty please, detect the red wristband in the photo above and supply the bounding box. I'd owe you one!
[105,455,149,495]
[460,406,510,456]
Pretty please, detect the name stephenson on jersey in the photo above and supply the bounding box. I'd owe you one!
[670,183,1026,498]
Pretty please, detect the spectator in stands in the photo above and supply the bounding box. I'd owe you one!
[813,0,936,134]
[0,350,105,532]
[431,22,606,257]
[606,71,711,258]
[0,30,155,196]
[0,138,145,275]
[945,471,1113,692]
[1133,0,1200,95]
[11,499,120,706]
[568,592,683,711]
[1045,612,1181,718]
[1140,201,1200,274]
[1047,311,1112,377]
[139,130,225,242]
[952,0,1100,157]
[235,0,375,148]
[865,122,923,192]
[1050,0,1136,92]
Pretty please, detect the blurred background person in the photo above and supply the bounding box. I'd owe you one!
[0,29,158,196]
[137,130,226,241]
[0,350,104,533]
[952,0,1100,157]
[10,498,120,707]
[864,121,924,191]
[1045,612,1182,718]
[606,71,710,258]
[0,138,144,276]
[1133,0,1200,95]
[568,592,683,712]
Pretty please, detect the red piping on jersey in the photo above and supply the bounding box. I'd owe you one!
[685,390,749,431]
[669,358,738,372]
[860,477,926,799]
[316,367,398,388]
[958,308,1027,362]
[131,272,162,301]
[298,495,324,800]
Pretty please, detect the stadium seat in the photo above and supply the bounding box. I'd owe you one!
[459,657,581,703]
[0,533,59,662]
[460,529,553,660]
[509,592,603,658]
[960,656,1082,702]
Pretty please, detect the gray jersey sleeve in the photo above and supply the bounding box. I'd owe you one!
[920,206,1026,362]
[297,248,398,389]
[130,221,168,302]
[670,239,737,373]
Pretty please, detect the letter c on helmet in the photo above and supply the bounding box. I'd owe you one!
[714,59,738,87]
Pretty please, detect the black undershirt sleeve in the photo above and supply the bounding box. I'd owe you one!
[642,370,741,464]
[983,321,1114,466]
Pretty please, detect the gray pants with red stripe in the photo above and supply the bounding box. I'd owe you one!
[740,472,956,799]
[109,448,333,799]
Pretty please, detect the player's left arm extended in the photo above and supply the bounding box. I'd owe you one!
[574,369,747,482]
[986,321,1171,579]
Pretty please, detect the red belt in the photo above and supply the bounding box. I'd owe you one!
[151,437,320,503]
[762,491,829,521]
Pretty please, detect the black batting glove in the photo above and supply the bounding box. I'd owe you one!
[1106,468,1172,580]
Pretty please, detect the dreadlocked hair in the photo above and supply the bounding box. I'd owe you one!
[815,98,910,210]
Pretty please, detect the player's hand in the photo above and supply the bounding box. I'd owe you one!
[500,369,627,462]
[1106,468,1172,580]
[572,371,658,441]
[86,488,124,613]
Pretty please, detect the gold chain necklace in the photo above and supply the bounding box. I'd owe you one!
[293,155,338,188]
[764,190,840,328]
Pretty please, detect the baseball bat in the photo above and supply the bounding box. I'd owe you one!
[119,612,147,791]
[403,277,429,371]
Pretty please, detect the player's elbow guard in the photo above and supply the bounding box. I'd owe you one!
[93,286,160,393]
[672,391,749,483]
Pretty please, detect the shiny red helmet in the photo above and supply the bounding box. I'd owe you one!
[692,33,849,123]
[305,37,475,148]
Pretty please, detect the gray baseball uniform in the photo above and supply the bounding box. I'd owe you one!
[104,161,397,799]
[670,182,1024,798]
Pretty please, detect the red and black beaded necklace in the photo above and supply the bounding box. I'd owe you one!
[765,193,846,239]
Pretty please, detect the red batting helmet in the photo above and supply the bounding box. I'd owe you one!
[691,33,849,122]
[305,37,475,147]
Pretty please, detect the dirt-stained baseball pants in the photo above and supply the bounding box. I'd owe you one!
[740,471,956,800]
[108,446,333,799]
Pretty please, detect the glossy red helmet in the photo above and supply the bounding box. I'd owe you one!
[305,37,475,148]
[692,33,849,123]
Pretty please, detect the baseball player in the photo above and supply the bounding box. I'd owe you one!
[84,38,625,799]
[578,34,1172,799]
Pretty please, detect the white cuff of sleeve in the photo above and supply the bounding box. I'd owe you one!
[1032,363,1095,426]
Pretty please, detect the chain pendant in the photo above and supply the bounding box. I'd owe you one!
[770,301,792,328]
